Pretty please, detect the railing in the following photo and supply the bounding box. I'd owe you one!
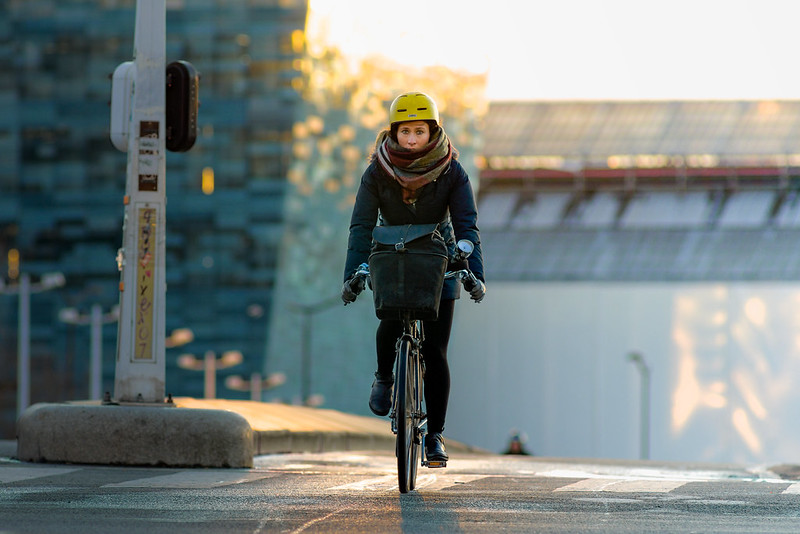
[479,165,799,195]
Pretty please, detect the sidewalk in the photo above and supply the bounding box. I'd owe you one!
[8,398,479,468]
[174,397,396,455]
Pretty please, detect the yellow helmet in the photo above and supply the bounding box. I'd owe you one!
[389,92,439,125]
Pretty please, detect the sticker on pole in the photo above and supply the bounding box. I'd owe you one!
[138,121,159,191]
[135,206,156,361]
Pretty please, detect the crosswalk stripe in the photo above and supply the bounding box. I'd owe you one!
[103,470,273,488]
[781,483,800,494]
[0,466,81,484]
[414,474,488,490]
[327,475,397,491]
[555,477,689,493]
[327,473,488,492]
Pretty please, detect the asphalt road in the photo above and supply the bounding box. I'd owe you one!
[3,450,800,533]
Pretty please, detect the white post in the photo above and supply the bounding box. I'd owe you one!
[17,273,30,419]
[89,304,103,400]
[204,351,215,399]
[114,0,168,403]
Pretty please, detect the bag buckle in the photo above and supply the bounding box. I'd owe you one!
[394,241,405,251]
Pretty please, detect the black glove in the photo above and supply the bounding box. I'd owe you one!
[341,276,365,305]
[464,277,486,303]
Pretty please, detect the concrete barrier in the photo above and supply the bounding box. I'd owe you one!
[17,402,254,468]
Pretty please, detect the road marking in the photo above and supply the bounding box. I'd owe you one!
[289,504,354,534]
[327,475,397,491]
[537,468,716,482]
[327,473,488,492]
[781,483,800,495]
[414,474,488,490]
[573,497,643,504]
[0,466,81,484]
[103,470,274,488]
[555,477,688,493]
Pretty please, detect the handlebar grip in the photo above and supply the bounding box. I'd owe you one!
[462,272,479,291]
[348,273,366,294]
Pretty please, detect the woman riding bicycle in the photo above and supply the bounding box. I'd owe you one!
[341,91,486,463]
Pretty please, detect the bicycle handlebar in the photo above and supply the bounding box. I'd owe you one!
[444,268,480,289]
[345,238,481,305]
[348,263,479,291]
[352,262,370,280]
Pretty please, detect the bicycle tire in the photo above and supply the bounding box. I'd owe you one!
[396,337,420,493]
[408,343,421,490]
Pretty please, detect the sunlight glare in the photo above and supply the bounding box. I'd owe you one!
[671,352,700,432]
[308,0,490,75]
[732,370,767,420]
[732,408,762,454]
[312,0,800,101]
[744,297,767,328]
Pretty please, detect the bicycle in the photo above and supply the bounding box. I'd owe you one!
[347,239,479,493]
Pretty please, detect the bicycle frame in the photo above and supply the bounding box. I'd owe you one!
[390,314,425,434]
[347,245,477,493]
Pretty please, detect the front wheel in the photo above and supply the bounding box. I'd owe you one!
[396,338,420,493]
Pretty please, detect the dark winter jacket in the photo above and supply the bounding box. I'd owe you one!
[343,158,484,300]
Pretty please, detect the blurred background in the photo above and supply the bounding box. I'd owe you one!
[3,0,800,465]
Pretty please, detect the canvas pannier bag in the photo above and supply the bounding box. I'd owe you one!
[368,223,449,321]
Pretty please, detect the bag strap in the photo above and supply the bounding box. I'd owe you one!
[372,223,440,250]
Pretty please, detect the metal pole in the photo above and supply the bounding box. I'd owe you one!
[641,362,651,460]
[287,297,339,405]
[204,351,216,399]
[17,273,30,419]
[89,304,103,400]
[628,352,651,460]
[300,310,311,404]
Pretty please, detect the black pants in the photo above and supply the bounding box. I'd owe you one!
[375,299,455,435]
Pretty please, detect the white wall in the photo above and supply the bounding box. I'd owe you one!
[447,282,800,466]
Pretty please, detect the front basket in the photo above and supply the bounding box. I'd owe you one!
[368,249,447,321]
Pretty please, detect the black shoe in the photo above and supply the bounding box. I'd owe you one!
[369,372,393,416]
[425,432,448,462]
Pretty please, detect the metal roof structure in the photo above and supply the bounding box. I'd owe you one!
[477,101,800,281]
[483,100,800,159]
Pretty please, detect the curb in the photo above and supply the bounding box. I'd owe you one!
[254,430,395,455]
[11,398,483,468]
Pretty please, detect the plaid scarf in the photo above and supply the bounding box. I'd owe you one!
[374,127,453,204]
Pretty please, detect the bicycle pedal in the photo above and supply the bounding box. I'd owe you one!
[425,461,447,468]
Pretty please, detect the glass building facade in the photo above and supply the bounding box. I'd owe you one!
[0,0,488,436]
[0,0,309,437]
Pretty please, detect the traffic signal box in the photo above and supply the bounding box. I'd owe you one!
[110,60,199,153]
[165,60,199,152]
